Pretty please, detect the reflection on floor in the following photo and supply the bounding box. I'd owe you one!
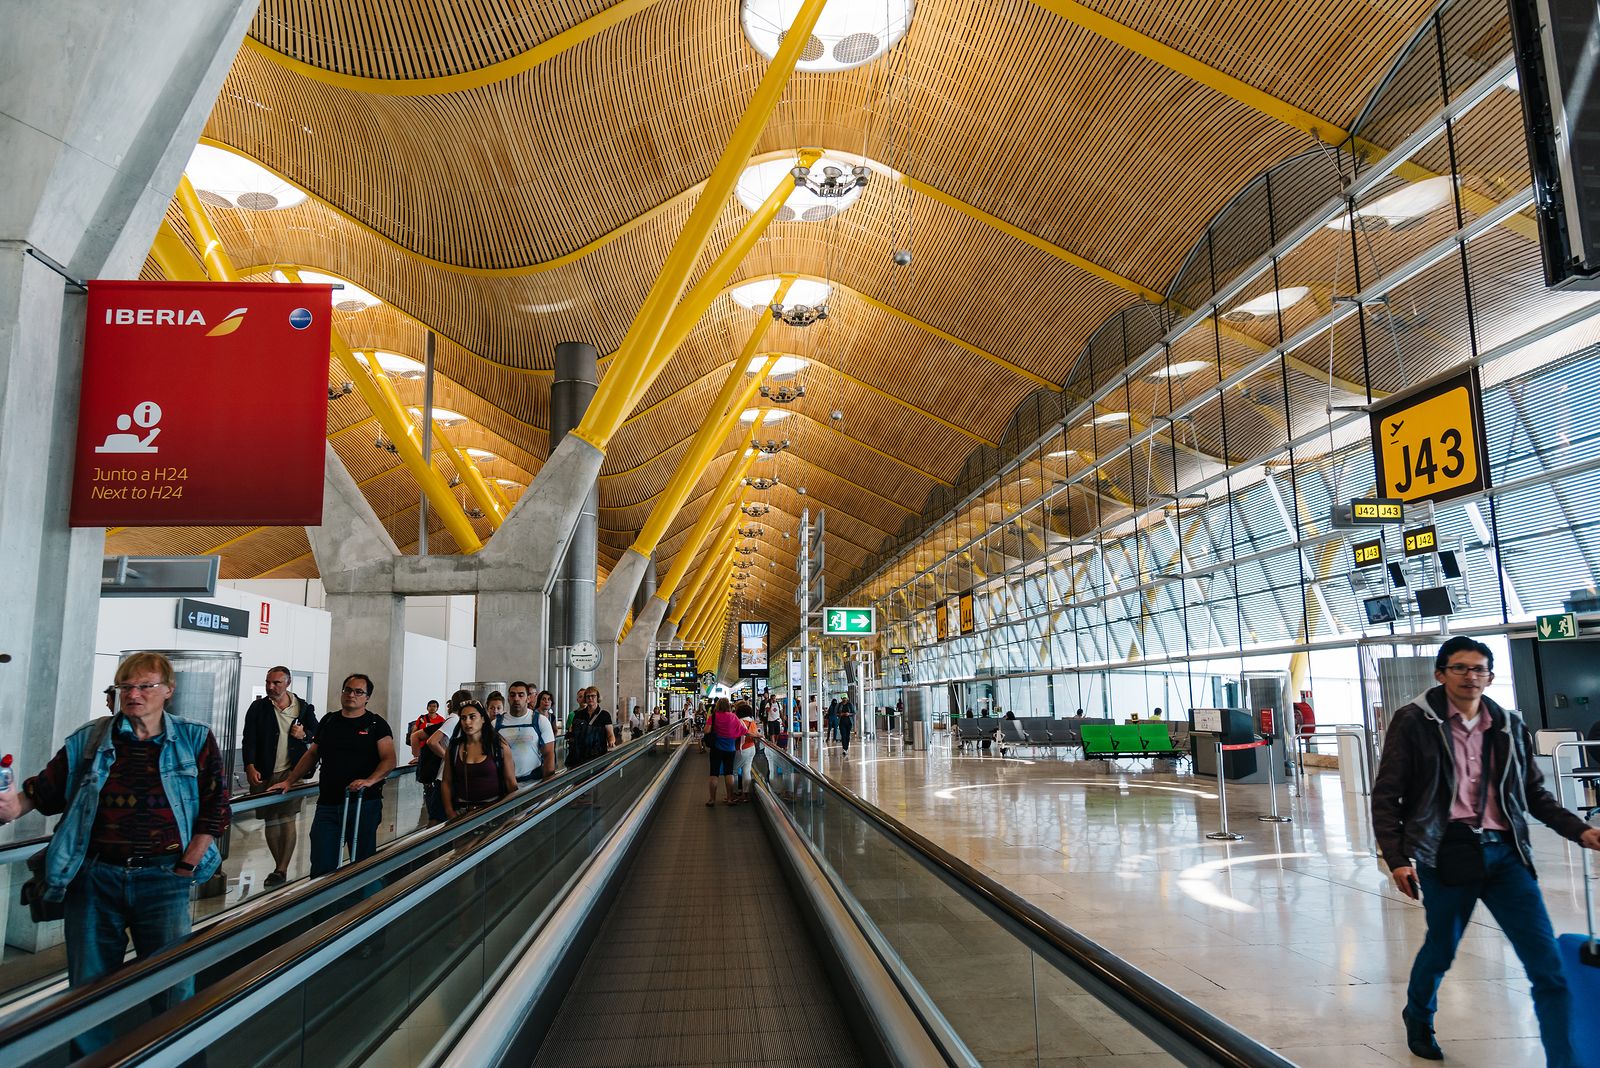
[810,732,1595,1068]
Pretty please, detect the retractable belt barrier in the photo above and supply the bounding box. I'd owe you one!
[1206,738,1290,840]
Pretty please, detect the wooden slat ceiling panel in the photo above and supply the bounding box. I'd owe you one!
[213,0,1313,278]
[1079,0,1437,119]
[250,0,615,81]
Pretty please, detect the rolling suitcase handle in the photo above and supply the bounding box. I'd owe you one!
[340,788,364,868]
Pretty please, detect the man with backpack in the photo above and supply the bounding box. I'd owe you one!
[496,681,556,783]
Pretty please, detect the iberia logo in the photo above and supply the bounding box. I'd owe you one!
[205,307,249,337]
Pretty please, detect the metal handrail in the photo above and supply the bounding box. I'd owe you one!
[0,763,417,867]
[0,722,674,1061]
[1551,740,1600,812]
[764,746,1294,1068]
[85,722,683,1067]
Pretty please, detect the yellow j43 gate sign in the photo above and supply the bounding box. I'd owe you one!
[1369,368,1489,505]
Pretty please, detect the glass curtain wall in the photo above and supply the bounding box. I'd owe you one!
[833,0,1600,727]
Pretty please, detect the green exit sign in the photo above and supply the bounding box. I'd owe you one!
[823,606,876,635]
[1536,612,1579,641]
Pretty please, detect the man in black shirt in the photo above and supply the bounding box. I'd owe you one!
[270,673,395,875]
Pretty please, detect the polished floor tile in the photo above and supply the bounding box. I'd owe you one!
[808,735,1598,1067]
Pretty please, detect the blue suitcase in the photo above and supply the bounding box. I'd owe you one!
[1558,853,1600,1068]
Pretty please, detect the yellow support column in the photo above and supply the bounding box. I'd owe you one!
[563,0,827,454]
[430,422,505,529]
[174,179,483,553]
[149,221,208,282]
[656,414,766,609]
[678,515,744,632]
[634,337,787,557]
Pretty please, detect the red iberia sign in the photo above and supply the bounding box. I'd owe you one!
[71,281,333,527]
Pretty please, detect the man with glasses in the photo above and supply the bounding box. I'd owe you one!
[1374,636,1600,1065]
[0,652,229,1053]
[242,666,318,887]
[269,674,394,875]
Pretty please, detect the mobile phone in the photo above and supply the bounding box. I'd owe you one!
[1407,874,1421,899]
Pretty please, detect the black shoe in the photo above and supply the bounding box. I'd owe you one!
[1402,1009,1443,1060]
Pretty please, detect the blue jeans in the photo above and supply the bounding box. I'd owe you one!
[1408,839,1575,1068]
[65,857,195,1054]
[309,795,382,876]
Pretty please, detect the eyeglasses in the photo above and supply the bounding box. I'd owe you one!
[1443,665,1493,678]
[115,682,166,694]
[342,686,369,695]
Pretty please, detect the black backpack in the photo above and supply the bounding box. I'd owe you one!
[416,721,445,785]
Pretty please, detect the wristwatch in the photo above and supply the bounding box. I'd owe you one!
[174,861,196,875]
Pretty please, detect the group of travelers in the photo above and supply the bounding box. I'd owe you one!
[0,653,647,1053]
[702,697,763,805]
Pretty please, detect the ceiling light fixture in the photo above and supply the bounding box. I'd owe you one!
[408,406,469,427]
[751,438,791,455]
[185,144,307,211]
[1326,176,1455,232]
[275,268,381,312]
[740,0,914,72]
[1221,287,1311,323]
[1148,360,1211,379]
[759,382,806,403]
[744,476,780,490]
[742,503,771,517]
[731,278,832,310]
[355,350,425,379]
[736,157,868,222]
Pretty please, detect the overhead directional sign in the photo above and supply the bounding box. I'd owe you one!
[1370,368,1489,505]
[175,597,247,637]
[1536,612,1579,641]
[1352,537,1384,569]
[1403,523,1438,557]
[823,606,876,635]
[1350,497,1405,525]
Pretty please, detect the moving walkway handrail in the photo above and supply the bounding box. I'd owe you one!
[0,723,666,1061]
[0,739,572,865]
[768,746,1295,1068]
[82,720,684,1067]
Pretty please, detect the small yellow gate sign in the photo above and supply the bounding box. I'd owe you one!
[1370,368,1489,505]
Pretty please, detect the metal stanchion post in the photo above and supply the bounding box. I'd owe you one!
[1259,735,1291,823]
[1207,738,1245,841]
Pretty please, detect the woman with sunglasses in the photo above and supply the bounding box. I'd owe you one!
[441,700,517,819]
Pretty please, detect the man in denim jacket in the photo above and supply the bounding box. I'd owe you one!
[0,652,230,1052]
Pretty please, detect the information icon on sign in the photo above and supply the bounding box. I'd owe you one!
[96,401,162,454]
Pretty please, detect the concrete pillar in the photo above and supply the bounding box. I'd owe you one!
[0,0,258,807]
[306,445,409,734]
[612,557,660,719]
[547,342,598,705]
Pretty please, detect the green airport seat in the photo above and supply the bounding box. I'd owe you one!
[1137,723,1182,753]
[1109,724,1145,753]
[1080,724,1115,755]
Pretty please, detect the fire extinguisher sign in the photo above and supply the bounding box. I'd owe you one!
[259,602,271,635]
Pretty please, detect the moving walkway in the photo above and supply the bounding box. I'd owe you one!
[0,724,1292,1066]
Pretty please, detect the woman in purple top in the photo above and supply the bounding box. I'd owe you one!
[441,701,516,818]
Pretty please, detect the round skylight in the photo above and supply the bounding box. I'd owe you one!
[1047,449,1077,458]
[407,406,469,427]
[740,408,791,423]
[495,479,523,491]
[355,350,424,379]
[274,268,381,312]
[741,0,914,72]
[1326,177,1455,231]
[730,278,833,310]
[1091,411,1131,425]
[465,448,497,462]
[1148,360,1212,379]
[747,354,810,377]
[185,144,307,211]
[1225,287,1310,320]
[736,156,866,222]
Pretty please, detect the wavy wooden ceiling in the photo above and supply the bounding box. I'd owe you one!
[117,0,1446,659]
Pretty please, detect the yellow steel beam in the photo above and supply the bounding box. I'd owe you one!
[656,412,765,606]
[242,0,668,97]
[635,338,785,556]
[567,4,828,452]
[288,274,486,553]
[679,528,740,635]
[681,564,731,646]
[1027,0,1345,143]
[430,421,506,528]
[174,181,484,553]
[149,220,209,282]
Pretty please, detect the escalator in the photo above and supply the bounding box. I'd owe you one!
[0,727,1295,1067]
